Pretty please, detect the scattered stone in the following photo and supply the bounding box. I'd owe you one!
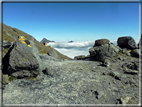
[124,69,138,74]
[117,36,137,49]
[101,60,110,67]
[122,62,139,71]
[108,71,121,80]
[117,96,138,104]
[120,96,132,104]
[94,39,110,46]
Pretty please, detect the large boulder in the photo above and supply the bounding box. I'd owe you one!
[89,43,120,62]
[117,36,137,49]
[94,39,110,47]
[2,36,44,78]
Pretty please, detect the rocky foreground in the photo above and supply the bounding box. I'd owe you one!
[2,54,140,104]
[1,32,141,105]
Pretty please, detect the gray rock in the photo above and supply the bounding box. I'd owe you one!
[131,49,140,58]
[118,96,136,104]
[43,67,57,77]
[94,39,110,47]
[121,48,127,54]
[2,74,9,84]
[124,69,138,74]
[74,55,86,60]
[3,41,11,49]
[101,60,110,67]
[39,54,60,61]
[89,43,120,62]
[118,56,124,60]
[2,36,43,78]
[125,52,131,56]
[47,49,58,59]
[108,71,121,80]
[123,62,139,71]
[117,36,137,49]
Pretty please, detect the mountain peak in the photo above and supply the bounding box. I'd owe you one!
[40,38,55,43]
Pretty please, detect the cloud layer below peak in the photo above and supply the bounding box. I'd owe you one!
[48,40,117,59]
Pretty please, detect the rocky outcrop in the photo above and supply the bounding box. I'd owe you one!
[117,36,137,49]
[89,43,120,62]
[2,36,44,78]
[40,38,55,44]
[94,39,110,47]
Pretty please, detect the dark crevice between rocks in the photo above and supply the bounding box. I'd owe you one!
[2,44,14,74]
[108,43,110,53]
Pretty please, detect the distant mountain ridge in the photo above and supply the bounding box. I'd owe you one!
[40,38,55,43]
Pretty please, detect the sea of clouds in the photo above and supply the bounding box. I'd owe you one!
[48,40,117,59]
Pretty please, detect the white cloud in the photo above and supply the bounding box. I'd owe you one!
[48,41,94,48]
[48,40,118,59]
[55,48,90,59]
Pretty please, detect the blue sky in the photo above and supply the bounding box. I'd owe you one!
[2,2,140,42]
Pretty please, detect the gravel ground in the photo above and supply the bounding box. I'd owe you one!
[2,54,140,105]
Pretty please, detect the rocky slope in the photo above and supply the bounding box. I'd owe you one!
[2,23,71,60]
